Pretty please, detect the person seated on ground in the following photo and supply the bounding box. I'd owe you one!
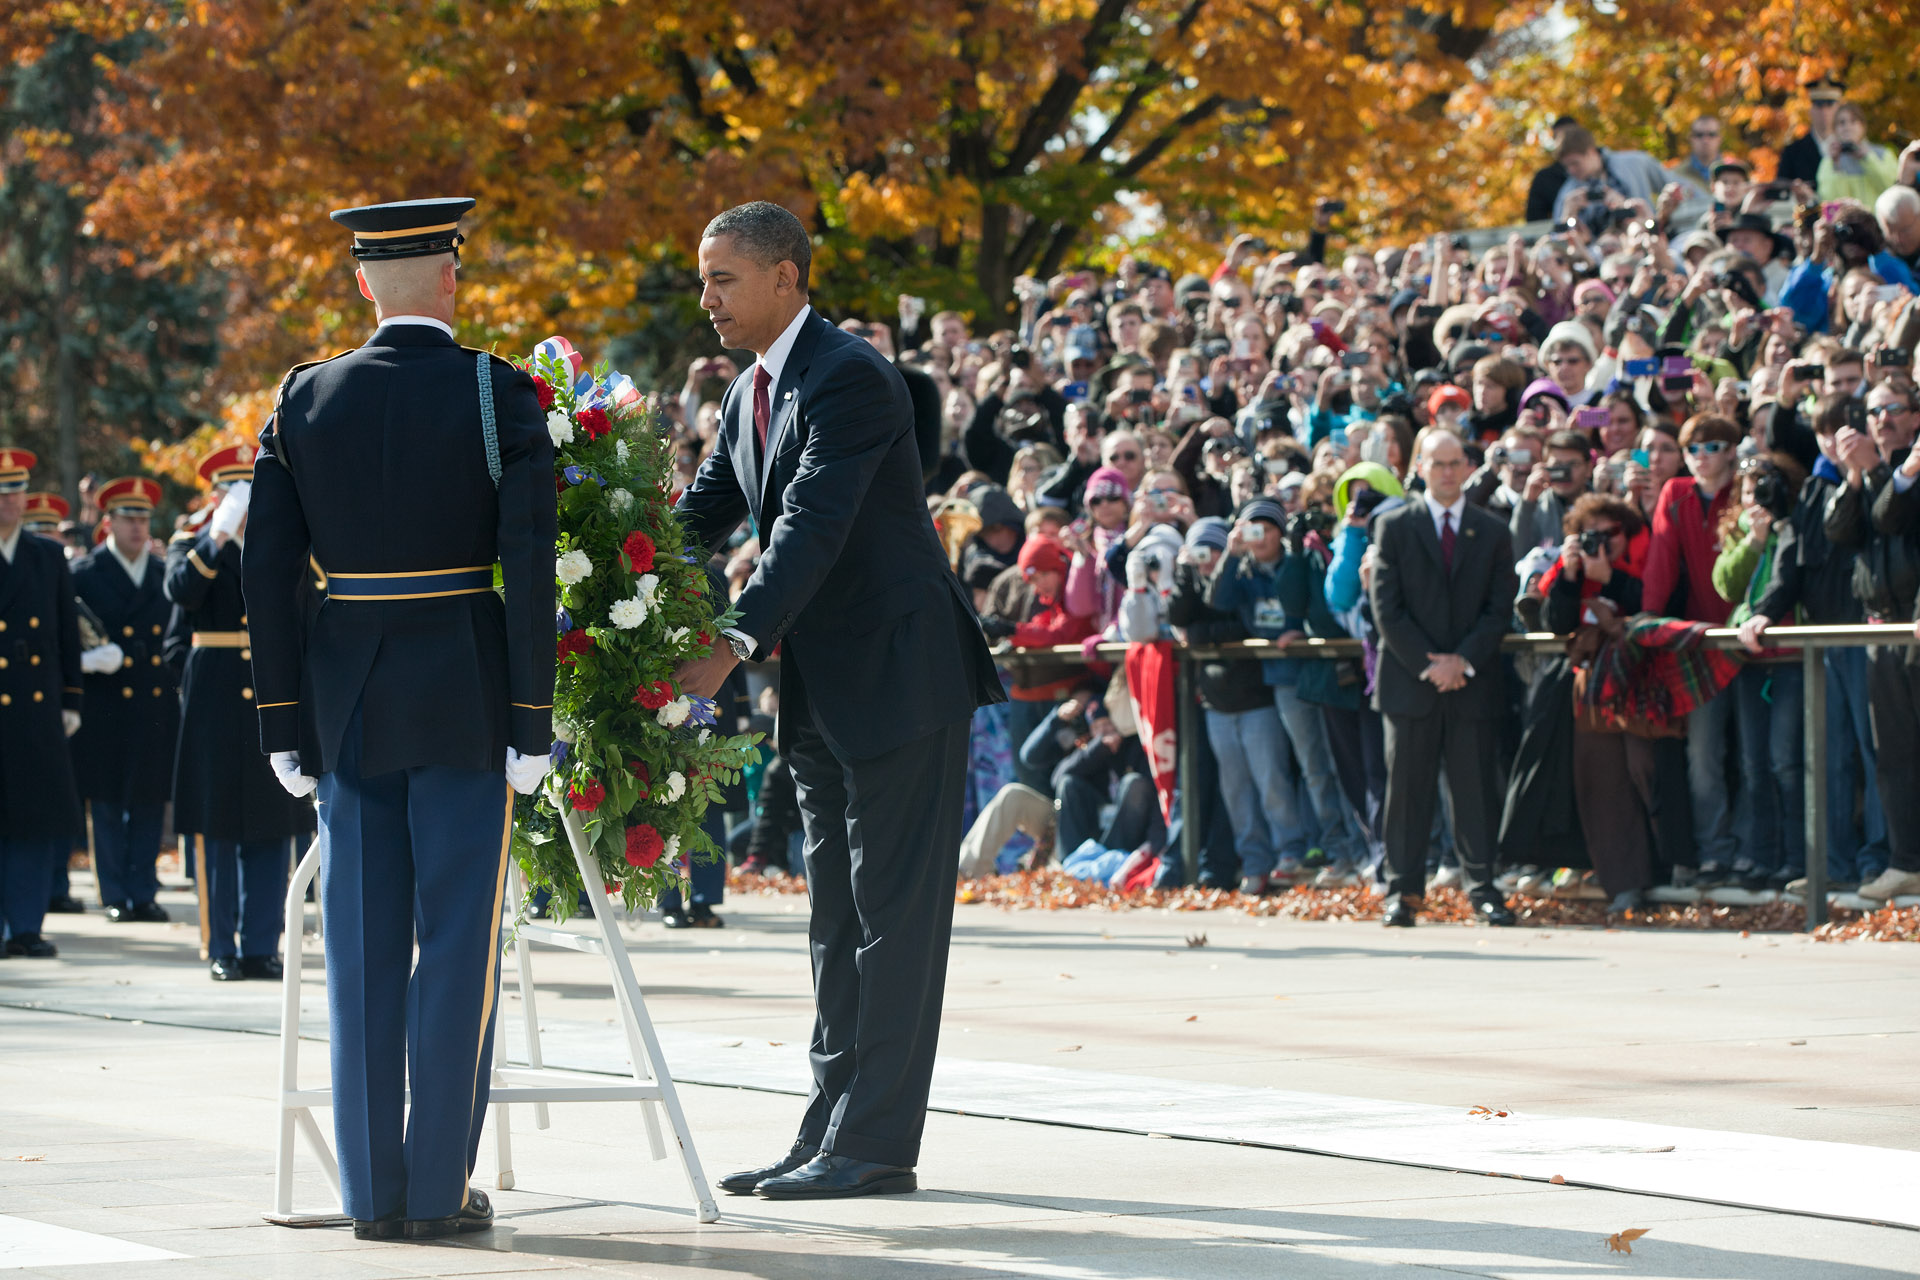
[1022,693,1164,862]
[957,677,1103,879]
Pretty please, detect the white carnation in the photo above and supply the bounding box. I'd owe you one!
[553,719,578,744]
[615,438,631,465]
[664,834,681,860]
[609,487,634,512]
[656,697,691,729]
[546,409,575,447]
[556,550,593,585]
[697,729,711,745]
[664,625,691,645]
[665,771,687,802]
[608,595,648,629]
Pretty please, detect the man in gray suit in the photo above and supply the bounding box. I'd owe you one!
[1368,429,1519,928]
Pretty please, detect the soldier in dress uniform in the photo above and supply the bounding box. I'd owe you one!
[0,449,85,958]
[22,492,67,536]
[243,197,555,1240]
[166,445,310,981]
[70,477,178,923]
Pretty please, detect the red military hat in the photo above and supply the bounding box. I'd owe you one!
[97,476,161,516]
[22,492,68,530]
[0,446,34,493]
[196,443,256,488]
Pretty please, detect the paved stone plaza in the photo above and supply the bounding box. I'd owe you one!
[2,874,1917,1279]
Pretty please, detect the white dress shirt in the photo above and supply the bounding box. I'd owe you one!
[0,524,20,565]
[105,539,149,586]
[1428,493,1468,542]
[375,314,454,338]
[754,305,813,393]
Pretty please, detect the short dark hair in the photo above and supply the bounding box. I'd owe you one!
[1556,126,1599,161]
[1546,429,1590,456]
[703,201,811,288]
[1829,346,1866,369]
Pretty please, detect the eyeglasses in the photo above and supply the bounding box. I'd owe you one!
[1690,129,1720,139]
[1867,404,1912,417]
[1589,525,1624,539]
[1686,441,1730,456]
[1107,450,1141,462]
[1088,494,1127,505]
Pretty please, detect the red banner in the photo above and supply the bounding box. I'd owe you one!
[1124,640,1178,823]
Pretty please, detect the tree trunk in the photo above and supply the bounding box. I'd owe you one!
[50,219,79,506]
[975,201,1012,320]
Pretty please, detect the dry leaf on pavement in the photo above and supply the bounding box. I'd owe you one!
[1605,1228,1651,1254]
[1185,933,1208,948]
[1467,1106,1510,1119]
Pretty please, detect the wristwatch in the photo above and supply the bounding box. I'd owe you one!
[723,629,754,662]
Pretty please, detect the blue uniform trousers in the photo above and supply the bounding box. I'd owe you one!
[199,837,290,960]
[317,705,513,1223]
[658,803,729,912]
[0,838,61,939]
[92,803,164,909]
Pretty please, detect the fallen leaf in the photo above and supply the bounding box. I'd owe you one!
[1549,1174,1566,1185]
[767,1041,784,1047]
[1055,1045,1082,1052]
[10,1155,44,1162]
[1185,932,1208,948]
[1605,1228,1651,1254]
[1057,972,1075,979]
[1184,1015,1198,1022]
[721,1040,743,1048]
[1468,1106,1511,1119]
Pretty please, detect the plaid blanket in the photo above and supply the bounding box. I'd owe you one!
[1578,615,1743,735]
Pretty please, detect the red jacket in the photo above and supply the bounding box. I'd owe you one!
[1640,476,1734,624]
[1009,593,1096,702]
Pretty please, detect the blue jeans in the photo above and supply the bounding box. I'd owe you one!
[202,837,291,960]
[90,802,164,909]
[1204,705,1305,878]
[1272,685,1365,863]
[1006,698,1056,793]
[1686,688,1741,868]
[1825,647,1889,881]
[1733,664,1803,877]
[1057,773,1164,858]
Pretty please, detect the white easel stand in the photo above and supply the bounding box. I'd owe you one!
[265,811,721,1225]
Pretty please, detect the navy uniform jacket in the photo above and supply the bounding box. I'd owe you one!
[70,547,178,808]
[243,323,555,777]
[0,531,83,839]
[676,309,1003,760]
[166,520,313,842]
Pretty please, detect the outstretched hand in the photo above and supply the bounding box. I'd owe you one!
[673,649,740,702]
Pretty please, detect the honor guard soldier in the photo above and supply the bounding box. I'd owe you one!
[243,197,555,1240]
[25,490,87,916]
[22,492,67,537]
[166,445,310,981]
[70,477,178,923]
[0,449,85,958]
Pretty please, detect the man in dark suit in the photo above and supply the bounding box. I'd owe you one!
[70,476,178,924]
[244,197,556,1241]
[673,201,1004,1200]
[0,448,84,958]
[1368,428,1519,928]
[1777,76,1844,189]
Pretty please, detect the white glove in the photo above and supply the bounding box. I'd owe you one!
[271,750,318,798]
[505,748,552,795]
[80,643,125,675]
[62,710,81,737]
[210,480,251,540]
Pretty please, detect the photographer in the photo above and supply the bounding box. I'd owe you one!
[678,354,740,432]
[1540,495,1651,914]
[1781,202,1916,337]
[1465,426,1543,519]
[1739,395,1888,892]
[1816,103,1900,204]
[1510,429,1594,555]
[1550,126,1670,226]
[1712,452,1811,893]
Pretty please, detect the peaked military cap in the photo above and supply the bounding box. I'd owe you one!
[97,476,161,516]
[0,446,34,493]
[22,491,66,531]
[196,443,256,488]
[329,197,474,261]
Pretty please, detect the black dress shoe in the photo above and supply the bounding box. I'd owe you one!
[353,1215,405,1240]
[405,1187,492,1239]
[239,955,284,980]
[46,895,85,915]
[718,1141,817,1195]
[104,903,132,923]
[663,904,724,930]
[5,934,57,958]
[128,902,170,924]
[209,956,245,981]
[754,1152,917,1199]
[1384,897,1420,928]
[1474,899,1518,927]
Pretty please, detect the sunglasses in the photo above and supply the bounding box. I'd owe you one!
[1686,441,1730,456]
[1088,493,1128,505]
[1589,525,1624,539]
[1867,404,1911,418]
[1107,450,1141,462]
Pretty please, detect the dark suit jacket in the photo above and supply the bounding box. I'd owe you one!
[244,323,556,777]
[1368,496,1517,721]
[677,308,1003,760]
[1777,134,1823,188]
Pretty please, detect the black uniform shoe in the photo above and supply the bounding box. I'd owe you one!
[404,1188,492,1239]
[353,1215,405,1240]
[662,903,724,930]
[128,902,170,924]
[1474,899,1518,927]
[755,1153,917,1200]
[209,956,245,981]
[47,895,85,915]
[239,955,284,980]
[1383,896,1420,928]
[718,1141,817,1195]
[5,934,57,958]
[104,903,133,923]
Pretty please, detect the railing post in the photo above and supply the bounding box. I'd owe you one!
[1802,643,1829,930]
[1175,647,1200,885]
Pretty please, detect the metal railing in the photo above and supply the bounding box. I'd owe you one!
[990,622,1919,930]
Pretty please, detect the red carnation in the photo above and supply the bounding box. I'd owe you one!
[696,631,712,648]
[633,679,673,709]
[532,375,555,410]
[575,406,610,440]
[568,779,605,812]
[625,824,664,868]
[628,759,651,797]
[622,531,656,574]
[604,880,620,895]
[557,628,595,663]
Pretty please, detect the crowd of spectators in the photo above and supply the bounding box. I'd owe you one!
[671,75,1920,919]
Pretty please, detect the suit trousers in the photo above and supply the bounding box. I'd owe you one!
[783,664,969,1169]
[1382,708,1502,903]
[1867,646,1920,874]
[0,837,60,938]
[317,703,514,1222]
[90,802,164,909]
[200,837,288,960]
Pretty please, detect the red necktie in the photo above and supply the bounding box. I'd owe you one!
[752,365,772,452]
[1440,508,1456,571]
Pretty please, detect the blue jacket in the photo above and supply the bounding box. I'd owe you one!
[1779,252,1917,335]
[1277,547,1362,711]
[1324,524,1368,613]
[1204,551,1301,686]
